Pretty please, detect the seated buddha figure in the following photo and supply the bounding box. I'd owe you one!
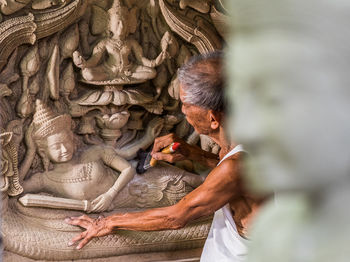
[72,0,170,84]
[22,100,136,213]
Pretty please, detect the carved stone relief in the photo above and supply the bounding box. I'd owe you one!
[0,0,225,260]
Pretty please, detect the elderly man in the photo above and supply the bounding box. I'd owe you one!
[66,51,261,261]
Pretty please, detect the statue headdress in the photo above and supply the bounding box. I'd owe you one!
[107,0,137,34]
[33,100,71,138]
[109,0,129,20]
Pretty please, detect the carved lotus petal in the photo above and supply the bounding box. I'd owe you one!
[59,24,79,59]
[125,89,153,105]
[29,76,40,95]
[104,111,130,129]
[77,91,113,106]
[20,44,40,77]
[60,62,75,95]
[46,44,60,100]
[147,0,159,18]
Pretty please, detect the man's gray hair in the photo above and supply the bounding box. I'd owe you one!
[178,51,225,112]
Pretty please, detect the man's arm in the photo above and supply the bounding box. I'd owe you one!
[65,158,240,249]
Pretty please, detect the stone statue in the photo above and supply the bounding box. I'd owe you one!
[1,0,225,260]
[227,0,350,261]
[22,100,136,213]
[72,0,171,84]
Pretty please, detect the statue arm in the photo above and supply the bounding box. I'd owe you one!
[89,148,135,213]
[114,135,153,160]
[131,40,167,68]
[102,148,135,197]
[84,41,106,67]
[73,41,105,69]
[22,172,44,193]
[115,117,164,160]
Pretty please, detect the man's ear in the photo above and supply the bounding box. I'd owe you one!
[209,110,220,130]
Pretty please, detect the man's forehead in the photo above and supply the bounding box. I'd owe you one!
[178,85,194,108]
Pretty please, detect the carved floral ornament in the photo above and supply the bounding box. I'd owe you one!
[0,0,227,260]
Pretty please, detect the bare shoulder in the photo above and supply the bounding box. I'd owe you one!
[206,151,246,182]
[218,151,245,170]
[80,145,106,159]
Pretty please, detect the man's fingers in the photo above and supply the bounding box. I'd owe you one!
[151,134,177,154]
[76,234,93,250]
[68,230,88,246]
[152,152,183,163]
[65,215,94,228]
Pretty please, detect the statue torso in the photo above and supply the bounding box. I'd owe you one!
[104,38,132,73]
[42,150,117,200]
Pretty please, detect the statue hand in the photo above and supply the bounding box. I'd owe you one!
[89,192,114,213]
[154,51,169,66]
[146,117,164,139]
[65,215,113,250]
[72,51,86,68]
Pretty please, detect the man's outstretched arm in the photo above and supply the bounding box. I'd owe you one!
[65,158,241,249]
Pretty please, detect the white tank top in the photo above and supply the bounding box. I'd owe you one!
[200,144,248,262]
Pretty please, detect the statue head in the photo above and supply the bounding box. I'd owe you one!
[33,100,74,170]
[227,0,350,194]
[107,0,130,39]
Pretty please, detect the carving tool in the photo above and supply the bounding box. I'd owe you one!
[136,142,180,174]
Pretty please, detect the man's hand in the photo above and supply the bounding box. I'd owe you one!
[65,215,113,249]
[151,133,219,167]
[151,133,189,163]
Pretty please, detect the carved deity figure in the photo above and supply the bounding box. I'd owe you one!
[72,0,170,84]
[22,100,136,213]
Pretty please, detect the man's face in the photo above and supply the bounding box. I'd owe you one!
[228,31,350,193]
[179,84,212,136]
[46,130,74,163]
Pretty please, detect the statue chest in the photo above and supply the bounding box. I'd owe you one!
[43,161,116,200]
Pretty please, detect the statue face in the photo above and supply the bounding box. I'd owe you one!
[229,32,350,193]
[46,130,74,163]
[109,14,128,39]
